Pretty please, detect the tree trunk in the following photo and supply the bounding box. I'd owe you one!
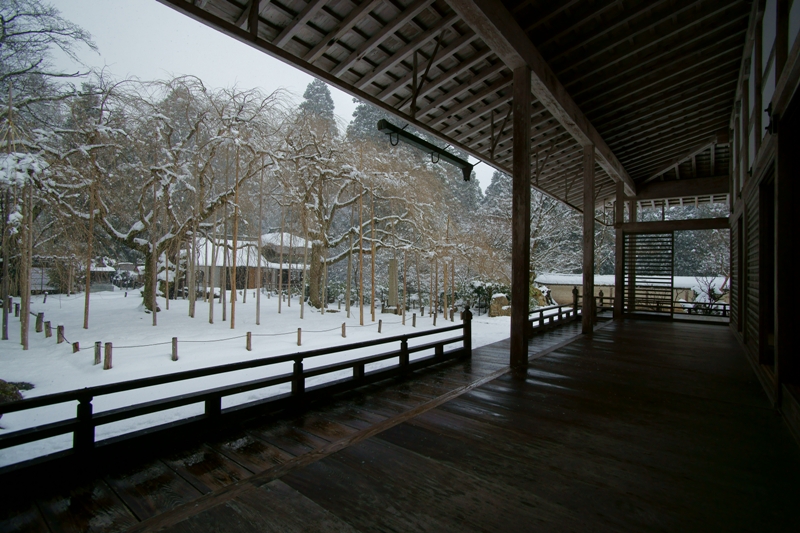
[2,189,10,341]
[307,241,325,309]
[230,155,239,329]
[278,195,285,313]
[370,191,375,322]
[300,221,309,319]
[359,191,364,326]
[83,190,94,329]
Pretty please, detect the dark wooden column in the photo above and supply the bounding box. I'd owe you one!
[775,100,799,387]
[613,181,624,318]
[510,65,531,367]
[582,144,595,334]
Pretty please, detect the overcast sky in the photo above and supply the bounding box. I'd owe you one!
[53,0,493,190]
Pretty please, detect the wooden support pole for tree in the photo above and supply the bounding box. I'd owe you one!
[358,190,364,326]
[94,341,101,365]
[103,342,112,370]
[44,321,52,338]
[582,144,596,334]
[172,337,178,361]
[14,303,19,317]
[614,181,625,318]
[57,324,64,344]
[510,65,532,367]
[246,331,252,351]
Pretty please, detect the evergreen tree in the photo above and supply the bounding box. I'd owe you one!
[347,99,391,142]
[298,78,335,123]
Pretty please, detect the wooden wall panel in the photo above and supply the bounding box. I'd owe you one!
[730,216,739,331]
[745,190,760,356]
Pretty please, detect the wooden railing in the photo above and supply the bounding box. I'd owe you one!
[528,303,581,335]
[0,311,472,469]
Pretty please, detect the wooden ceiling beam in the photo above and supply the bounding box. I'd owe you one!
[273,0,327,47]
[620,119,731,171]
[641,131,729,182]
[426,74,511,127]
[588,67,735,127]
[566,28,741,107]
[374,30,478,100]
[442,93,512,135]
[550,0,741,76]
[636,176,729,201]
[600,79,738,138]
[612,109,731,159]
[330,0,434,77]
[355,11,459,90]
[448,0,636,195]
[414,61,505,118]
[303,0,384,64]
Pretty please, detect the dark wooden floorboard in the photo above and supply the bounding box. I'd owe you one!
[36,479,139,533]
[7,320,799,532]
[160,481,359,533]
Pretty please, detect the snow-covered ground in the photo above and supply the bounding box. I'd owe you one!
[0,289,511,467]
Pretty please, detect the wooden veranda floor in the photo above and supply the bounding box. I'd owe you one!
[3,319,800,532]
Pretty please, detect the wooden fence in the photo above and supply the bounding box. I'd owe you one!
[0,311,472,472]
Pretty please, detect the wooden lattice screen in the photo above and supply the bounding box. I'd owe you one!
[624,232,675,317]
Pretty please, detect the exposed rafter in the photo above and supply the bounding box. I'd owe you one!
[448,0,636,195]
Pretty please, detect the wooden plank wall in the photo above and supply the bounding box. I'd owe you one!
[729,217,739,331]
[745,187,759,357]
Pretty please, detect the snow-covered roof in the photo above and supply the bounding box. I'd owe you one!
[260,232,307,249]
[195,238,269,268]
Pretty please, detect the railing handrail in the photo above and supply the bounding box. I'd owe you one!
[0,322,465,415]
[527,303,571,315]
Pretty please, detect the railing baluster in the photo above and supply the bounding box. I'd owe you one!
[205,396,221,418]
[292,357,304,395]
[353,363,365,381]
[400,336,409,368]
[74,393,94,453]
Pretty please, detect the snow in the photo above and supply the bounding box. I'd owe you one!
[0,290,511,467]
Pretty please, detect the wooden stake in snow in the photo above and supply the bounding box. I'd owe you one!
[103,342,112,370]
[94,342,101,365]
[341,323,346,338]
[57,324,64,344]
[412,313,416,327]
[246,331,252,351]
[44,321,51,338]
[72,341,80,353]
[35,312,43,333]
[378,319,382,333]
[172,337,178,361]
[297,327,301,346]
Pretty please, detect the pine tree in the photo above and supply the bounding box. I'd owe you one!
[298,79,335,123]
[346,99,391,142]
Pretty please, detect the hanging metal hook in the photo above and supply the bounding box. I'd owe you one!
[389,132,399,146]
[430,151,440,164]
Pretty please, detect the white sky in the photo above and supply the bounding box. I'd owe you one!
[52,0,494,191]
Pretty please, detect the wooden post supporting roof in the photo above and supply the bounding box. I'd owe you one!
[614,182,624,319]
[510,65,531,367]
[582,145,595,334]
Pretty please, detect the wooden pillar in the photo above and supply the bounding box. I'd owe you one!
[614,182,625,319]
[582,145,595,334]
[510,65,531,367]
